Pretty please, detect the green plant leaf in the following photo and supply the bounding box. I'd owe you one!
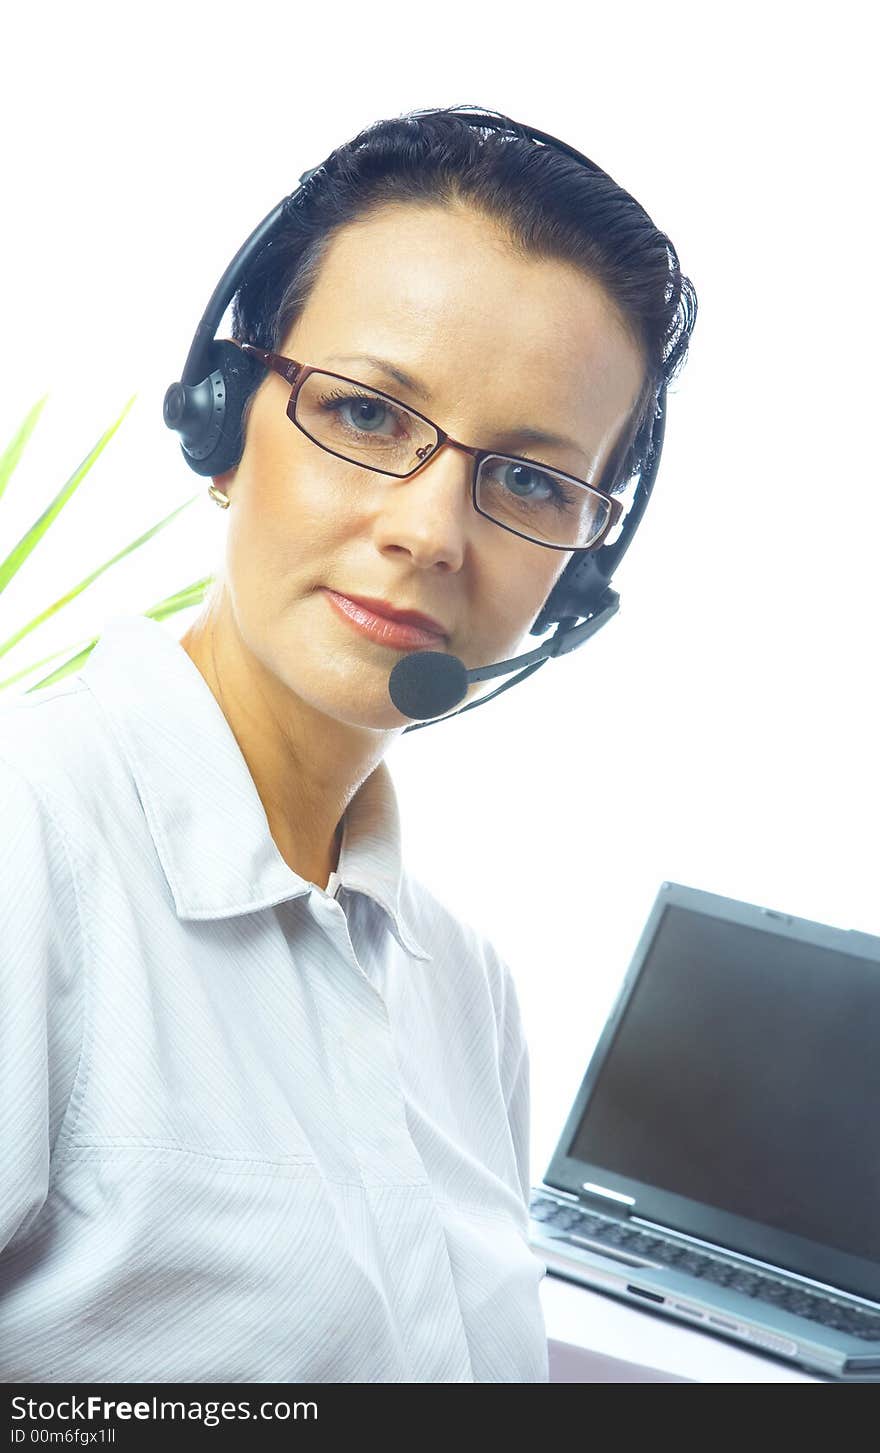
[0,396,49,505]
[0,491,203,662]
[0,394,137,597]
[0,577,216,695]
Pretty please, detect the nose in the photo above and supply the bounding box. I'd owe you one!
[371,441,473,572]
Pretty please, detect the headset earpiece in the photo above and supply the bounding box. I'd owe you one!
[529,395,666,633]
[163,339,268,478]
[531,551,612,636]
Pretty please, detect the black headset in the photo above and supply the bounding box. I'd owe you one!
[163,106,667,730]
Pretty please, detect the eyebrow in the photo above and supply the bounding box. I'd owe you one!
[324,352,590,462]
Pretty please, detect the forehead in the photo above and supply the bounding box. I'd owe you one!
[284,202,646,461]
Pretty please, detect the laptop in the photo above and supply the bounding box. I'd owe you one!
[528,881,880,1381]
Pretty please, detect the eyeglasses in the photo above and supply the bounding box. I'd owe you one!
[227,339,624,551]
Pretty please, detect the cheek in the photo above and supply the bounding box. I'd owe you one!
[459,552,570,708]
[238,445,361,571]
[480,547,571,647]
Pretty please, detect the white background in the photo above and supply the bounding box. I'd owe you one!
[1,1,876,1184]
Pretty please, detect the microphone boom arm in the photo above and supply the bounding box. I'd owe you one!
[401,590,620,733]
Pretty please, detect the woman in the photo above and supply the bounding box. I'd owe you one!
[0,106,696,1382]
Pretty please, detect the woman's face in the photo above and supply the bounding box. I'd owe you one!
[212,200,646,731]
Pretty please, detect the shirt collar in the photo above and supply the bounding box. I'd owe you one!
[80,612,431,961]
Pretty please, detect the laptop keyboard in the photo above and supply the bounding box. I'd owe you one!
[530,1193,880,1342]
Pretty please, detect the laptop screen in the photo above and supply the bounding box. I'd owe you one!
[567,903,880,1265]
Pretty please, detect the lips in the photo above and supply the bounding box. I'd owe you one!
[326,591,448,639]
[322,589,449,650]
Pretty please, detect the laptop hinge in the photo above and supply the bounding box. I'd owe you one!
[578,1181,636,1217]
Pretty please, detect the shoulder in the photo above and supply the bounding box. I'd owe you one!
[0,674,127,839]
[0,674,88,776]
[0,683,82,864]
[0,698,89,1252]
[0,678,123,957]
[0,703,86,999]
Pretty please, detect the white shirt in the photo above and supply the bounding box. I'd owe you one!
[0,612,549,1383]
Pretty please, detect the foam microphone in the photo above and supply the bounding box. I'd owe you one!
[388,651,470,720]
[388,591,621,721]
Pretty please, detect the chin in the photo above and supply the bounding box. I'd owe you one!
[296,676,410,733]
[332,702,409,733]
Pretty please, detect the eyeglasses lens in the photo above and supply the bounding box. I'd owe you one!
[294,371,437,476]
[294,371,609,548]
[475,455,610,548]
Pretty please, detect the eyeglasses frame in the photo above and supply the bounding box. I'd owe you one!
[227,339,624,552]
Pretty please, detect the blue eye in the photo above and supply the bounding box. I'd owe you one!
[316,388,403,436]
[499,462,556,500]
[340,397,389,432]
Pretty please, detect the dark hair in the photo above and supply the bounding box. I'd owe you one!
[231,102,697,493]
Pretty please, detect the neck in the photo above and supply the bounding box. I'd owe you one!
[179,601,388,890]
